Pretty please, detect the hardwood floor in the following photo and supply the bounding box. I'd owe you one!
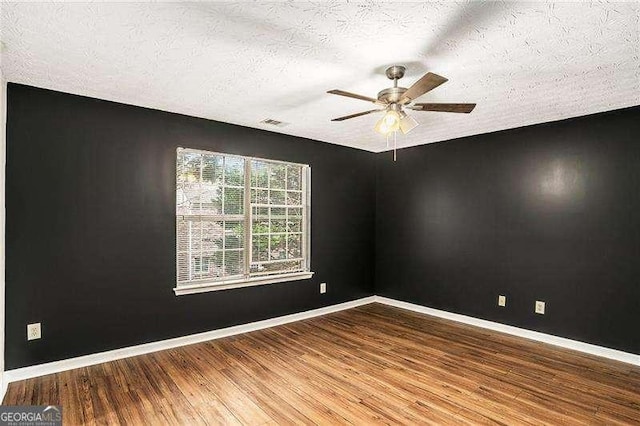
[4,303,640,425]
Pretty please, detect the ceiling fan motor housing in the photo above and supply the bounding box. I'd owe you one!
[377,87,408,104]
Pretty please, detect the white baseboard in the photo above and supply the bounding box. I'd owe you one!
[3,296,376,385]
[2,294,637,392]
[374,296,640,367]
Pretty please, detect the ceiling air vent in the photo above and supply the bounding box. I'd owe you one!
[260,118,289,127]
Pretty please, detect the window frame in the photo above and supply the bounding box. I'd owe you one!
[174,147,313,295]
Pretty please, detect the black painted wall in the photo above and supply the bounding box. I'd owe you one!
[6,83,639,369]
[5,84,376,369]
[376,106,640,354]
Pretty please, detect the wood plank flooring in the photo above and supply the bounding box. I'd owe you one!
[4,303,640,425]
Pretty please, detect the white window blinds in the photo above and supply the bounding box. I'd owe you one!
[176,148,310,288]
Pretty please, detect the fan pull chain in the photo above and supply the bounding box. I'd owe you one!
[393,130,397,162]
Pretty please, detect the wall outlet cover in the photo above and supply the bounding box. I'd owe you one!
[498,295,506,307]
[320,282,327,294]
[27,322,42,340]
[535,301,546,315]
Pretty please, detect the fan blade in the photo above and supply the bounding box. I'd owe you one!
[411,103,476,113]
[327,89,380,104]
[331,109,382,122]
[400,72,448,103]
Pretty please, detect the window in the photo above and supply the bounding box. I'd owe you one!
[175,147,312,295]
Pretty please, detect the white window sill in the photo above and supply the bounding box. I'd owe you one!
[173,271,315,296]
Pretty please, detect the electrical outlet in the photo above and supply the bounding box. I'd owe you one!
[535,301,546,315]
[27,322,41,340]
[498,295,506,307]
[320,282,327,294]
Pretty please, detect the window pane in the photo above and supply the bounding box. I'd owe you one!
[286,209,301,232]
[202,154,223,184]
[270,190,285,205]
[176,184,198,215]
[224,221,244,249]
[269,234,286,260]
[199,189,222,215]
[270,207,286,232]
[225,157,244,187]
[201,221,224,251]
[286,165,301,190]
[286,191,301,206]
[251,160,269,188]
[177,151,201,184]
[199,155,223,215]
[176,153,223,216]
[287,234,302,259]
[288,207,302,218]
[269,164,286,189]
[224,187,244,215]
[251,188,268,204]
[252,235,269,262]
[252,206,269,235]
[224,250,243,276]
[194,252,223,280]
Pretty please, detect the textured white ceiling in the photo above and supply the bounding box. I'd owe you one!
[1,1,639,152]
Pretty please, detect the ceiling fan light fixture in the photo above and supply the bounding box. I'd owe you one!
[375,110,400,135]
[374,116,390,135]
[399,113,419,135]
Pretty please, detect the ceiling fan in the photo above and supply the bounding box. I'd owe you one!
[328,65,476,136]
